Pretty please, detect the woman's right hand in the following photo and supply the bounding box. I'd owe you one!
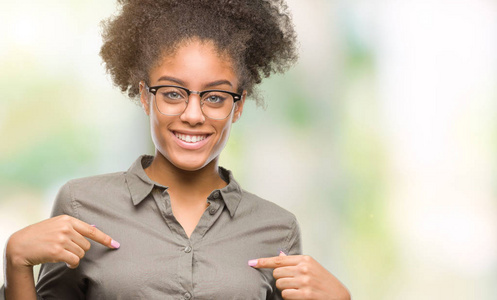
[6,214,119,269]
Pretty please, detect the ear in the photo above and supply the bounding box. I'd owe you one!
[139,81,151,115]
[232,91,246,123]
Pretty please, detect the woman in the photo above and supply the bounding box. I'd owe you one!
[3,0,350,299]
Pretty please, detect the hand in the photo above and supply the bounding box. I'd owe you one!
[6,215,119,269]
[249,252,350,300]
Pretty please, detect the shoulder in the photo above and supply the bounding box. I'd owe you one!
[237,189,302,255]
[61,171,127,198]
[221,167,297,223]
[52,171,127,216]
[64,171,126,189]
[238,188,298,224]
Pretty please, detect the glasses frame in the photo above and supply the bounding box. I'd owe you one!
[146,84,242,120]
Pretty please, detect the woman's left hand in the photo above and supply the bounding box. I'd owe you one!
[249,252,350,300]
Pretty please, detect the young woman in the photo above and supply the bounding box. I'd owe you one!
[3,1,350,299]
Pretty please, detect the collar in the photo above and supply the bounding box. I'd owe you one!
[217,166,243,217]
[124,155,243,217]
[124,155,160,206]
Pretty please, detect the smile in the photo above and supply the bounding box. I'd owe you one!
[174,132,209,143]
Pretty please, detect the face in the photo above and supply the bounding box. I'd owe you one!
[139,39,245,172]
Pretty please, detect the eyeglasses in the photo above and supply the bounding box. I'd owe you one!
[145,84,242,120]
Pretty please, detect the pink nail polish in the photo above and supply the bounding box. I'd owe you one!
[248,259,258,267]
[111,239,120,249]
[279,251,286,255]
[90,224,96,227]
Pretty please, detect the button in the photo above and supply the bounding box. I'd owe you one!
[184,292,192,300]
[184,246,192,253]
[212,191,220,198]
[209,207,217,215]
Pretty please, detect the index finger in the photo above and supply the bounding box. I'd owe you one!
[248,255,302,269]
[71,219,120,249]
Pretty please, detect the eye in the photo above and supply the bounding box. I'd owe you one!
[156,87,187,103]
[203,92,229,105]
[162,91,183,100]
[205,95,224,103]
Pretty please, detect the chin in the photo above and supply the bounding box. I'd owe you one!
[174,163,205,172]
[170,156,214,172]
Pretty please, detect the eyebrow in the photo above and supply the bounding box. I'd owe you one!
[157,76,233,89]
[205,80,233,88]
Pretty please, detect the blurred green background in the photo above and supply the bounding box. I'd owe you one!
[1,0,496,299]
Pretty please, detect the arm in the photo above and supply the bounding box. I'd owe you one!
[3,183,119,300]
[4,216,118,300]
[250,219,350,300]
[251,254,351,300]
[3,252,36,300]
[268,217,302,300]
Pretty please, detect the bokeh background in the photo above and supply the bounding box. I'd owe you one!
[1,0,496,299]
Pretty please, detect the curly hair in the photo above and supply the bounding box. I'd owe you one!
[100,0,298,105]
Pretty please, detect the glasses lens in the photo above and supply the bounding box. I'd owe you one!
[201,91,234,119]
[155,86,188,115]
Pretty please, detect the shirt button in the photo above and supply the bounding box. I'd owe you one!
[212,191,220,198]
[209,207,217,215]
[184,292,192,300]
[184,246,192,253]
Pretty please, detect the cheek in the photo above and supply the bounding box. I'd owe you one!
[149,113,169,149]
[213,122,233,149]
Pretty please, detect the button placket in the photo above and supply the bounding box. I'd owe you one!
[206,190,221,216]
[178,240,194,298]
[209,207,217,215]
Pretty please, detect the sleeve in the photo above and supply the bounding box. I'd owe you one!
[285,217,302,256]
[0,282,44,300]
[268,216,302,300]
[35,181,87,300]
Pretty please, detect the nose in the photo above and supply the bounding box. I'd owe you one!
[179,94,205,126]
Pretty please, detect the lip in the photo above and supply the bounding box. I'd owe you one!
[170,130,212,150]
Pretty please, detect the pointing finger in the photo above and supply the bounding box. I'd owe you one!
[72,219,120,249]
[248,254,302,269]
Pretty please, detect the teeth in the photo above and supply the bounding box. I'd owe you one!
[175,133,207,143]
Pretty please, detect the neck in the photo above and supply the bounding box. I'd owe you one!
[144,152,227,200]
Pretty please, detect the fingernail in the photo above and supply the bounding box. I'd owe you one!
[90,224,96,227]
[279,251,286,256]
[248,259,258,267]
[65,263,71,268]
[111,239,120,249]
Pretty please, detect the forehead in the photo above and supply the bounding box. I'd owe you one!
[149,39,239,88]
